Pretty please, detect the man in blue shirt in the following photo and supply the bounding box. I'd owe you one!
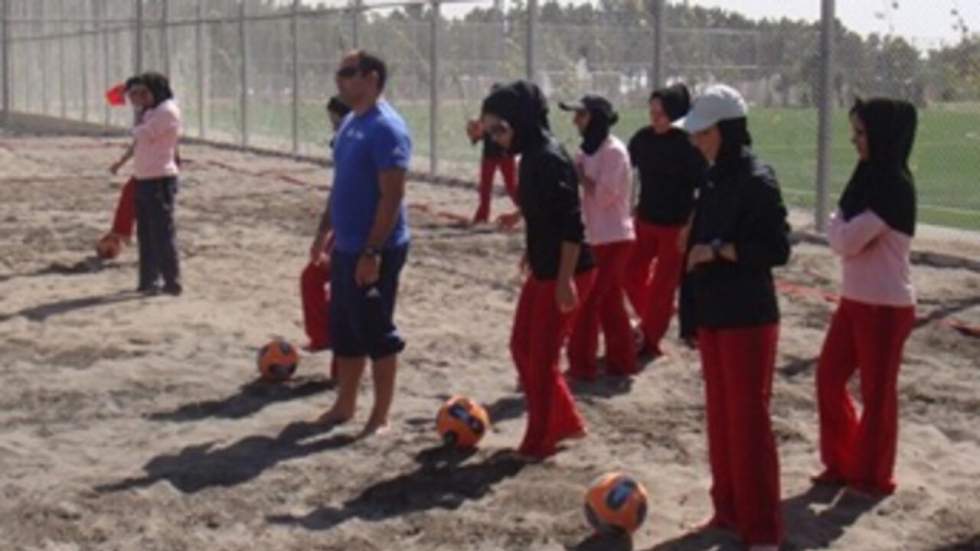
[310,50,412,436]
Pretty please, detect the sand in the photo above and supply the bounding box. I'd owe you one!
[1,132,979,551]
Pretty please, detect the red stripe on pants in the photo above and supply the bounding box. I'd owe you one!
[817,298,915,495]
[511,270,595,458]
[111,177,137,239]
[473,156,518,222]
[699,324,782,546]
[624,220,684,353]
[567,241,636,378]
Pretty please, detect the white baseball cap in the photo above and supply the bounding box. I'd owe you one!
[674,84,748,133]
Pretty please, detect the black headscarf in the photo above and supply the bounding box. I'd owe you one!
[715,117,753,165]
[838,98,917,236]
[650,83,691,122]
[579,99,618,156]
[140,72,174,108]
[480,80,551,156]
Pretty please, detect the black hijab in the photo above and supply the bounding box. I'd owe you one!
[480,80,551,156]
[839,98,917,236]
[579,99,618,156]
[650,83,691,122]
[140,72,174,108]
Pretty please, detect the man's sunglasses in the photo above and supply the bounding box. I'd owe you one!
[336,66,360,79]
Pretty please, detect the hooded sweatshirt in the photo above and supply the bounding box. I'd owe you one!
[629,84,705,226]
[482,81,594,280]
[828,98,917,306]
[685,117,792,329]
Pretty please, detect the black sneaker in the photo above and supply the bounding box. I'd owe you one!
[162,283,182,296]
[137,284,161,295]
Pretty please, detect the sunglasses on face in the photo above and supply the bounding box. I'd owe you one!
[335,66,359,79]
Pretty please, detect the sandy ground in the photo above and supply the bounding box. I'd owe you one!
[1,132,979,551]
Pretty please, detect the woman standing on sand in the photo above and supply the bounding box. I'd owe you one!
[815,98,918,497]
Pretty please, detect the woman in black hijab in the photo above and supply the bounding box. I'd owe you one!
[815,98,918,497]
[625,83,705,358]
[480,80,596,460]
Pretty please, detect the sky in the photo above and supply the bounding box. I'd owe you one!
[327,0,979,48]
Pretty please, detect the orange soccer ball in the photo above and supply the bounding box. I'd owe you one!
[584,472,648,535]
[436,396,490,449]
[96,234,122,259]
[257,340,299,382]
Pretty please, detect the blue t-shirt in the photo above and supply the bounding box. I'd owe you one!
[330,101,412,253]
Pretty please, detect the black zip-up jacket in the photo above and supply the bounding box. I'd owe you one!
[519,136,595,280]
[628,127,705,226]
[686,148,791,329]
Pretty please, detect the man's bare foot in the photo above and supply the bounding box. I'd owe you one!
[359,419,391,438]
[316,408,352,426]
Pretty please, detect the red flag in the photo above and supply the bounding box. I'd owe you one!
[105,83,127,107]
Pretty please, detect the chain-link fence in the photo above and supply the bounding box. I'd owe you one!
[1,0,977,232]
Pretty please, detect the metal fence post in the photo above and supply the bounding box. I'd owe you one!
[134,0,142,74]
[195,0,205,139]
[351,0,360,49]
[1,0,9,126]
[59,0,65,117]
[815,0,835,232]
[291,0,299,156]
[40,0,49,115]
[651,0,664,88]
[81,0,90,121]
[429,0,439,175]
[101,0,110,128]
[526,0,537,82]
[161,0,169,77]
[238,0,247,146]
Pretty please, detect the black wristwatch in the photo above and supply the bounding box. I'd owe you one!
[361,246,382,259]
[710,238,724,258]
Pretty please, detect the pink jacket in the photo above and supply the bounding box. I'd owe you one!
[827,209,915,307]
[576,136,635,246]
[132,99,181,180]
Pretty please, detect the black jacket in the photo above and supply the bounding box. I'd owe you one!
[518,136,595,279]
[483,80,594,280]
[685,148,791,329]
[628,127,705,226]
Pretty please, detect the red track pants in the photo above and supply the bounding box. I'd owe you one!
[511,270,595,458]
[111,177,137,240]
[699,324,782,546]
[567,241,636,378]
[624,220,685,354]
[300,259,337,380]
[473,156,518,223]
[817,298,915,495]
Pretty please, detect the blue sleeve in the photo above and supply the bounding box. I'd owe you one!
[371,121,412,171]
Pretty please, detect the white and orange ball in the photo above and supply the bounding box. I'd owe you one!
[96,233,122,259]
[257,340,299,382]
[584,472,648,535]
[436,396,490,449]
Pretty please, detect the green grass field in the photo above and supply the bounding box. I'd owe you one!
[185,100,980,231]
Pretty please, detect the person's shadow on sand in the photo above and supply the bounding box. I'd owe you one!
[0,289,148,323]
[266,446,525,531]
[145,375,334,422]
[635,484,881,551]
[94,421,354,494]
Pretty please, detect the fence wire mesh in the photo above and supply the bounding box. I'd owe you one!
[0,0,977,232]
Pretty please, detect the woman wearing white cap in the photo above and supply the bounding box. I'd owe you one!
[678,84,791,550]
